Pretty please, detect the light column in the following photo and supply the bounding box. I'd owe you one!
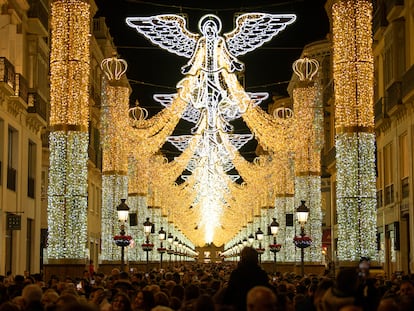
[292,57,323,262]
[47,0,90,260]
[100,54,130,261]
[332,0,377,261]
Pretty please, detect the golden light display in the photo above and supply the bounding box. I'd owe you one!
[47,0,90,259]
[100,55,130,261]
[332,0,377,261]
[292,57,323,262]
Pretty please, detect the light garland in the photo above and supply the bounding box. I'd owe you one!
[332,0,377,261]
[292,57,323,262]
[47,0,90,260]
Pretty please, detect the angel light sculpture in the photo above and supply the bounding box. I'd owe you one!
[126,13,296,244]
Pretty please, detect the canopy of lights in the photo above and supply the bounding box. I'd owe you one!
[48,0,377,263]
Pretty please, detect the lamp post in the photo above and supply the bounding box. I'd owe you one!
[269,218,281,273]
[167,232,174,266]
[158,227,166,269]
[294,200,311,276]
[173,237,179,263]
[116,199,130,272]
[142,217,153,271]
[256,227,264,264]
[248,233,255,245]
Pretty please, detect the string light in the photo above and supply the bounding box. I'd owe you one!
[47,0,90,260]
[332,0,377,261]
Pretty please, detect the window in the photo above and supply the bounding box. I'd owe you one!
[28,140,36,198]
[384,143,394,205]
[400,134,409,199]
[384,18,405,87]
[7,127,18,191]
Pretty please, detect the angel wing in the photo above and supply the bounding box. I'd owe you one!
[126,14,200,58]
[224,13,296,56]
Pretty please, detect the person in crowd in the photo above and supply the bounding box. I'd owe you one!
[246,286,277,311]
[21,285,44,311]
[131,290,155,311]
[111,292,131,311]
[89,288,110,311]
[398,280,414,297]
[223,247,269,311]
[320,268,360,311]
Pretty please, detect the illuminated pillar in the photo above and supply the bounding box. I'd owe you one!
[100,55,130,261]
[292,57,323,262]
[47,0,90,260]
[332,0,377,261]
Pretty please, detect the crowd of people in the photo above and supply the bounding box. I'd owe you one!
[1,247,414,311]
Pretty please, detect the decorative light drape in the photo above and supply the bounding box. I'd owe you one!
[292,57,323,262]
[332,0,377,261]
[47,0,90,259]
[100,55,130,261]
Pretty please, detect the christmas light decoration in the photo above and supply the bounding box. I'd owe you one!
[100,54,130,261]
[332,0,377,261]
[126,13,296,245]
[47,0,90,259]
[292,57,323,262]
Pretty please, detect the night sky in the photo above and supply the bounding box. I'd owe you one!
[94,0,330,159]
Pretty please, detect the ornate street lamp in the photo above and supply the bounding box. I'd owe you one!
[157,227,166,268]
[269,218,281,273]
[115,199,130,272]
[294,200,312,276]
[248,233,255,245]
[173,237,179,262]
[167,232,174,265]
[256,227,264,264]
[142,217,154,271]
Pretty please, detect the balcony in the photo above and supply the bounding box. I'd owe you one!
[402,64,414,100]
[373,3,388,39]
[14,74,29,103]
[27,0,49,35]
[28,92,48,122]
[0,57,16,92]
[385,81,402,114]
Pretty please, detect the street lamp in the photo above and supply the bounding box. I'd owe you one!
[115,199,130,272]
[173,237,179,262]
[256,227,264,264]
[248,233,255,245]
[269,218,281,273]
[167,232,174,265]
[294,200,311,276]
[142,217,153,271]
[157,227,166,269]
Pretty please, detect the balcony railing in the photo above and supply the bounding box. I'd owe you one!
[0,57,16,90]
[14,73,29,103]
[402,64,414,99]
[28,92,48,122]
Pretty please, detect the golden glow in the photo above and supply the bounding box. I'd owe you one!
[47,0,90,259]
[332,0,377,261]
